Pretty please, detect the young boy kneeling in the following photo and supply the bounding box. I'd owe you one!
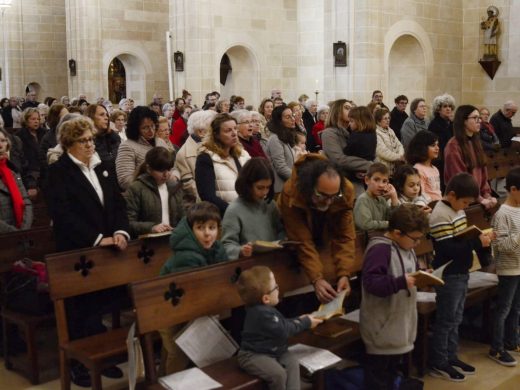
[236,266,322,390]
[360,204,429,389]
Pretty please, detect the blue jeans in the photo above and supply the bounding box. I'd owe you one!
[430,274,469,366]
[491,275,520,351]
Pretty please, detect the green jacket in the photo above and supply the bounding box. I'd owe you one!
[125,173,186,237]
[160,217,228,275]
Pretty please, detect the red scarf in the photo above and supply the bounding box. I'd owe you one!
[0,158,25,228]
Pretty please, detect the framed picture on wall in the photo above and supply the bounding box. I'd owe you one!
[174,51,184,72]
[333,41,347,67]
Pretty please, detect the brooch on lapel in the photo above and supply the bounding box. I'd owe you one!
[102,170,109,177]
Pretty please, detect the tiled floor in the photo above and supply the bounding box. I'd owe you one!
[1,339,520,389]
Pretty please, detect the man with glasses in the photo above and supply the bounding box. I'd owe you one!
[278,154,356,303]
[370,90,389,111]
[390,95,409,141]
[490,100,519,148]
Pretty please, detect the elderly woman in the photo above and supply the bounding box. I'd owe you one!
[175,110,216,199]
[85,104,121,171]
[46,116,129,386]
[17,108,46,197]
[216,99,231,113]
[479,106,500,151]
[162,103,173,126]
[288,101,307,134]
[231,109,267,158]
[156,116,176,152]
[110,109,127,141]
[250,110,270,153]
[46,113,82,165]
[195,113,250,215]
[115,106,169,190]
[311,104,329,151]
[374,108,404,173]
[266,105,297,194]
[401,98,430,149]
[119,98,131,113]
[38,103,49,129]
[428,94,455,156]
[0,128,33,233]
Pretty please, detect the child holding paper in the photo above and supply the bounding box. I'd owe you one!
[360,204,429,389]
[237,266,322,390]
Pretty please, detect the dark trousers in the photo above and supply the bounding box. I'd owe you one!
[363,353,403,390]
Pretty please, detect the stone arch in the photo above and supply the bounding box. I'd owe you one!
[384,21,434,102]
[103,45,152,105]
[218,44,260,106]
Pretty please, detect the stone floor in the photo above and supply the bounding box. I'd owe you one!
[1,339,520,389]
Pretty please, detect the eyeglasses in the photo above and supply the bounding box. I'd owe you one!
[403,232,423,243]
[267,284,279,294]
[238,120,253,125]
[76,137,94,145]
[313,188,343,201]
[467,115,481,122]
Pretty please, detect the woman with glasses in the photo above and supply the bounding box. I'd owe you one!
[444,105,497,209]
[115,106,170,190]
[266,105,297,195]
[231,110,267,158]
[47,116,130,387]
[401,98,430,150]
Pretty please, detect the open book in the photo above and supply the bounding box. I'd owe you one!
[311,289,348,320]
[251,240,301,253]
[138,231,172,239]
[409,260,452,289]
[454,225,492,240]
[158,367,222,390]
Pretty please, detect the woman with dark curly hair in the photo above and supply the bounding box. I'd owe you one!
[115,106,170,190]
[266,105,297,194]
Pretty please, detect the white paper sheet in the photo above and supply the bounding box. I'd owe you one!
[159,367,222,390]
[288,343,342,373]
[416,292,437,303]
[175,316,238,368]
[340,309,360,323]
[468,271,498,289]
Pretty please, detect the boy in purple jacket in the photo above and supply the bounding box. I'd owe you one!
[360,204,429,389]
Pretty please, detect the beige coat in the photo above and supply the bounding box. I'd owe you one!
[174,135,200,199]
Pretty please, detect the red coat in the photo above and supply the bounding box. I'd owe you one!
[170,118,188,147]
[312,120,326,148]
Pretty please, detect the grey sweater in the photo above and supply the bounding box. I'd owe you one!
[353,191,391,231]
[221,197,285,259]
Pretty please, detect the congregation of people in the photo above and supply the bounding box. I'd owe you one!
[2,86,520,390]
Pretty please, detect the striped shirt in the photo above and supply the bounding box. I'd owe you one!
[429,201,467,241]
[491,204,520,276]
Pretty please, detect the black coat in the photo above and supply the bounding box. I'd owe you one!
[47,153,129,251]
[16,127,47,189]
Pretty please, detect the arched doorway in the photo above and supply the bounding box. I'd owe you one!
[108,58,126,103]
[219,45,259,105]
[107,54,146,104]
[388,35,426,103]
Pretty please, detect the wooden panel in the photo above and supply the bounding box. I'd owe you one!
[46,235,170,300]
[0,226,55,273]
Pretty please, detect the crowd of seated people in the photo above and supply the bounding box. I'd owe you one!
[1,88,520,388]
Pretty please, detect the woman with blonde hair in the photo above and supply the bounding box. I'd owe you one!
[195,113,250,215]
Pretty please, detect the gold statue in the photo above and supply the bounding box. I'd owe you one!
[481,6,500,58]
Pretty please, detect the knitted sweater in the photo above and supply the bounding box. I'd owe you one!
[221,197,285,259]
[491,204,520,276]
[353,191,391,231]
[375,125,404,173]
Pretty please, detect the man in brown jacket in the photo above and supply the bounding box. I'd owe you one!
[278,153,356,303]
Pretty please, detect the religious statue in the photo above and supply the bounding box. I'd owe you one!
[481,6,500,58]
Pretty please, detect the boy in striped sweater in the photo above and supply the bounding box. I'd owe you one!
[489,167,520,366]
[428,173,493,382]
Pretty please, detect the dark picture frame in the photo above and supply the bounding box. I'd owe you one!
[333,41,347,67]
[174,51,184,72]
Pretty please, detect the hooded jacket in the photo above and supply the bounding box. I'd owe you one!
[277,153,356,282]
[160,216,228,275]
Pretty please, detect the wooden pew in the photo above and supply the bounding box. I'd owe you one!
[0,226,56,384]
[46,235,171,390]
[486,147,520,180]
[130,239,365,389]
